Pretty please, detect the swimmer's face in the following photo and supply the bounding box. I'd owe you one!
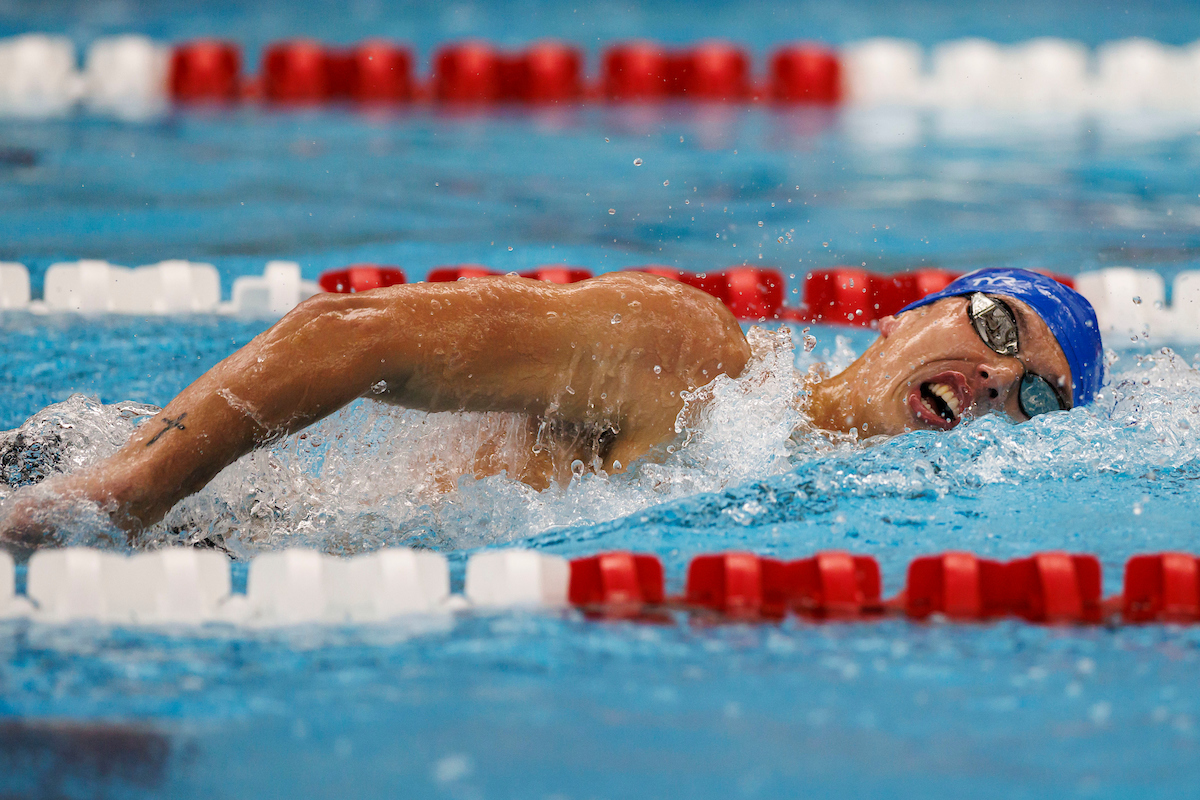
[849,295,1073,436]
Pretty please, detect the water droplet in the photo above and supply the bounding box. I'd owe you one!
[565,385,575,395]
[777,237,785,243]
[633,158,643,166]
[653,365,662,374]
[758,221,764,227]
[663,180,669,186]
[571,459,586,477]
[507,246,513,251]
[612,460,622,470]
[1132,296,1142,305]
[611,313,621,324]
[608,208,616,215]
[604,137,609,142]
[371,380,387,394]
[803,334,817,352]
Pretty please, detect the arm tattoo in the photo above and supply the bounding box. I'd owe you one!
[146,414,188,446]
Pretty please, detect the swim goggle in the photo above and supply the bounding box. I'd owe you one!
[966,292,1069,418]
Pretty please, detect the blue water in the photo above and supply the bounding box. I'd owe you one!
[4,1,1200,797]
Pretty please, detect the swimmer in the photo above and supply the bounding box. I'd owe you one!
[0,267,1102,549]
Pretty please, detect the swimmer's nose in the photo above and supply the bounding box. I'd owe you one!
[975,361,1023,414]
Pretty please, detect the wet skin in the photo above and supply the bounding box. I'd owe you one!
[0,275,1072,546]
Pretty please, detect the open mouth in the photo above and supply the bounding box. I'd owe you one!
[907,373,969,430]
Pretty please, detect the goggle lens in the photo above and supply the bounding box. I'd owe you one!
[1018,375,1063,418]
[968,293,1019,356]
[966,292,1067,418]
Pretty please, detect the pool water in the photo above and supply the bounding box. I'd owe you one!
[5,1,1200,797]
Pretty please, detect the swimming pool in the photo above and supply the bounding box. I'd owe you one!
[4,1,1200,797]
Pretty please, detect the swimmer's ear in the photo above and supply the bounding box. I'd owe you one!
[878,315,900,338]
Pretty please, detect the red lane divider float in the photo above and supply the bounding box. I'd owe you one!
[262,39,416,104]
[685,551,882,619]
[903,551,1102,623]
[1122,553,1200,623]
[426,265,500,282]
[569,552,664,620]
[168,39,845,106]
[603,40,753,102]
[770,44,842,105]
[170,39,241,102]
[553,550,1195,626]
[435,41,583,103]
[317,264,406,293]
[315,264,1077,325]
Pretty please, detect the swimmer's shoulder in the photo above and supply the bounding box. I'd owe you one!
[581,270,742,323]
[579,272,751,377]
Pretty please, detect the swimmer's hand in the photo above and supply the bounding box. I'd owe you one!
[0,470,128,554]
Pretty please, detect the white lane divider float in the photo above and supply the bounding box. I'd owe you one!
[0,262,30,310]
[464,549,569,608]
[44,259,222,314]
[1,260,319,317]
[843,36,1200,112]
[1075,268,1200,342]
[238,547,451,625]
[0,34,84,118]
[0,34,1196,119]
[83,35,170,119]
[25,547,231,624]
[11,545,459,626]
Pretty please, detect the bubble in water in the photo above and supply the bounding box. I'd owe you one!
[1133,296,1142,305]
[608,208,616,215]
[611,314,622,324]
[633,158,643,166]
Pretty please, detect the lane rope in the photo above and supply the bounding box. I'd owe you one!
[4,546,1197,626]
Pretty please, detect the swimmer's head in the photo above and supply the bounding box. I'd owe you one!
[816,268,1103,436]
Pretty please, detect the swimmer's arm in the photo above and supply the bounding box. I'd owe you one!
[2,273,748,540]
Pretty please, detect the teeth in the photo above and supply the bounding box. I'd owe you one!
[928,382,960,417]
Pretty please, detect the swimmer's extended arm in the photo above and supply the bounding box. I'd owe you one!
[2,273,749,541]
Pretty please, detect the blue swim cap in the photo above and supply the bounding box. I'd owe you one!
[898,268,1103,408]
